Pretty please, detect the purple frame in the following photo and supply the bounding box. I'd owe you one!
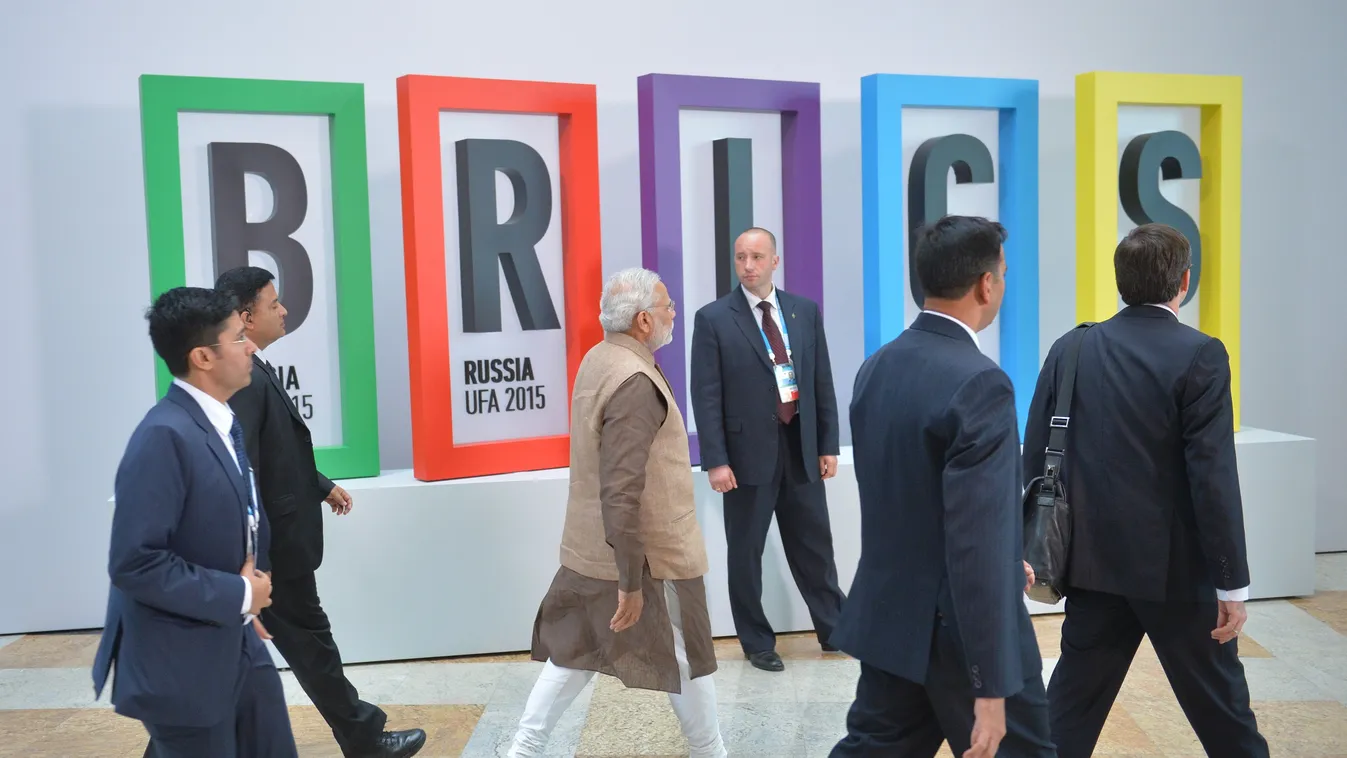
[637,73,824,466]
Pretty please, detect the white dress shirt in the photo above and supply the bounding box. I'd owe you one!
[1141,303,1248,602]
[172,378,258,620]
[920,309,981,348]
[740,284,791,358]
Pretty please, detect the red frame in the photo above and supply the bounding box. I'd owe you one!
[397,75,603,481]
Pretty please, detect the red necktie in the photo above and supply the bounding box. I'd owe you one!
[758,301,796,424]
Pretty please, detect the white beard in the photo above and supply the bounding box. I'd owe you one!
[647,321,673,351]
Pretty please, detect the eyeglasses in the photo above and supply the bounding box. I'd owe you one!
[204,336,249,349]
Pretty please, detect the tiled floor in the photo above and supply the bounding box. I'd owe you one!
[2,554,1346,756]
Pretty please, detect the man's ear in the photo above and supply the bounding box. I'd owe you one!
[187,345,211,373]
[976,272,994,304]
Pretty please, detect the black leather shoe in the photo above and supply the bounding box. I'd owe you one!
[354,729,427,758]
[821,642,840,653]
[747,650,785,672]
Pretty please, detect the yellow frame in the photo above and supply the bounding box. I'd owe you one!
[1076,71,1243,429]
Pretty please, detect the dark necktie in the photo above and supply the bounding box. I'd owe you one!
[757,301,797,424]
[228,417,258,558]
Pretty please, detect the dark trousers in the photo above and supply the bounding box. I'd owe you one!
[831,620,1054,757]
[722,417,845,654]
[144,630,297,758]
[1048,586,1269,758]
[263,570,387,755]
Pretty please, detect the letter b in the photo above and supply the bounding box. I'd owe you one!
[455,139,560,333]
[207,142,314,330]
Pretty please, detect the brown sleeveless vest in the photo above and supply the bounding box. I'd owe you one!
[558,333,709,581]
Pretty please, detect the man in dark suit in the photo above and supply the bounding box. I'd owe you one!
[217,267,426,758]
[830,216,1052,758]
[1023,223,1268,758]
[93,286,297,757]
[689,227,846,673]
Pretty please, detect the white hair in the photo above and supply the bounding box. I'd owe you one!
[598,268,662,333]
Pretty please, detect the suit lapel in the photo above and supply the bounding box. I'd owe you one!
[775,289,808,368]
[166,386,251,518]
[729,289,774,371]
[256,355,305,426]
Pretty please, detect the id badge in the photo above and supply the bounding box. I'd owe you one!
[774,363,799,403]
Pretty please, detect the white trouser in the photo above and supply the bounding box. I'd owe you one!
[508,580,727,758]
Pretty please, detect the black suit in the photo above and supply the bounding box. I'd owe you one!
[689,286,845,654]
[1023,305,1267,758]
[230,355,386,754]
[830,313,1052,757]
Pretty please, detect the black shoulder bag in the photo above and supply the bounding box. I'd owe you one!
[1023,322,1094,605]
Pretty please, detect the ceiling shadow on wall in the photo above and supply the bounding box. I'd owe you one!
[1035,95,1078,355]
[597,98,642,278]
[20,106,154,632]
[820,97,862,449]
[364,104,413,473]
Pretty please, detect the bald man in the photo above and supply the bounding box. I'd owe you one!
[689,227,847,672]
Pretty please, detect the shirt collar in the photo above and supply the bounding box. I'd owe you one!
[921,309,980,348]
[740,283,780,312]
[172,377,236,438]
[1145,302,1178,316]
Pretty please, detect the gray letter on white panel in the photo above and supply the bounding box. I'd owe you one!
[455,139,560,333]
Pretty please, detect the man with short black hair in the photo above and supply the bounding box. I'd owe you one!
[93,286,297,757]
[831,216,1051,758]
[217,266,425,758]
[1024,223,1268,757]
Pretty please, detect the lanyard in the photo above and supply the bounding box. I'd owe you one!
[757,292,792,362]
[246,471,258,558]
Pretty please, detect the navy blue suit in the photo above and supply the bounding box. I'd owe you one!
[92,383,296,757]
[829,313,1052,757]
[690,286,846,654]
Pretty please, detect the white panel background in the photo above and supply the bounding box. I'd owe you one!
[1116,106,1203,328]
[3,0,1346,634]
[900,108,1002,362]
[178,112,344,446]
[679,109,784,434]
[439,112,569,445]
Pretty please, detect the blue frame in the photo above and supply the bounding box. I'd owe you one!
[861,73,1040,433]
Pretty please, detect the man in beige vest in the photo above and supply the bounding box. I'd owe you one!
[508,268,727,758]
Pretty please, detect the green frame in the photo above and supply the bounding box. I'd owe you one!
[139,74,380,478]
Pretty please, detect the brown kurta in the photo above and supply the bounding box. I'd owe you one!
[531,337,717,694]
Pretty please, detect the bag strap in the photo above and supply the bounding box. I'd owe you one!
[1037,322,1095,503]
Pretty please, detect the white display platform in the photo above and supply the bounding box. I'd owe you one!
[253,427,1316,666]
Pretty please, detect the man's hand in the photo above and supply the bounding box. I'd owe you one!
[325,484,353,515]
[242,557,272,615]
[1212,600,1247,644]
[610,589,644,633]
[965,697,1006,758]
[1023,561,1036,594]
[819,455,838,480]
[708,465,737,494]
[251,616,273,641]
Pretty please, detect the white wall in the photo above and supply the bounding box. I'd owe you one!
[2,0,1344,634]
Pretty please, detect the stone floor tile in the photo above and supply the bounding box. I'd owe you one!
[0,630,100,670]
